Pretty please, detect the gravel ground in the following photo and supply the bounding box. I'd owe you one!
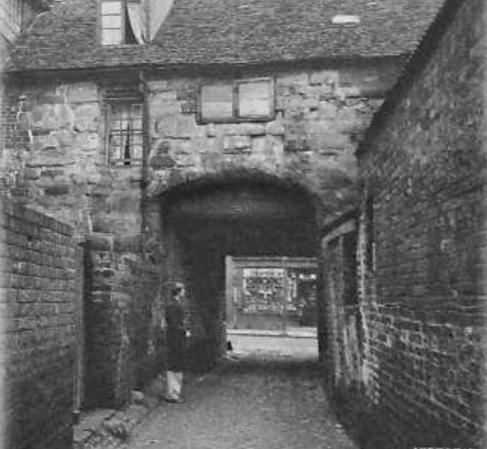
[117,337,357,449]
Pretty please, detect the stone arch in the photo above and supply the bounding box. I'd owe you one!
[147,166,326,221]
[147,167,322,371]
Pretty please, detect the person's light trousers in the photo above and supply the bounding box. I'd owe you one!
[166,370,183,400]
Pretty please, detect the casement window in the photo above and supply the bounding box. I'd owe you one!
[199,78,275,123]
[101,0,146,45]
[106,101,143,166]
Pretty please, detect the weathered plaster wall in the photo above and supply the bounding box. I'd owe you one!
[323,1,486,448]
[0,197,77,449]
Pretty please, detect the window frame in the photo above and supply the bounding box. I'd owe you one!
[100,0,143,46]
[198,77,275,124]
[105,98,144,167]
[100,0,124,46]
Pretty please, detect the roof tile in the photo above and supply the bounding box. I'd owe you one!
[7,0,445,72]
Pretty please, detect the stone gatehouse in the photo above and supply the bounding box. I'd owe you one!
[3,0,484,448]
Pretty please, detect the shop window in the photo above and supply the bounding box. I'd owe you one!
[199,78,274,123]
[106,101,143,166]
[101,0,145,45]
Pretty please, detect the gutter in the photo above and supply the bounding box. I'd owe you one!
[4,54,408,78]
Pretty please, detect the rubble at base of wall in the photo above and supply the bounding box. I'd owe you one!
[75,375,167,449]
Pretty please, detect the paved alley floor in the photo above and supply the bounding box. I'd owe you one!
[117,338,357,449]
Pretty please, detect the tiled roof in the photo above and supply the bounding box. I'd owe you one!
[7,0,445,72]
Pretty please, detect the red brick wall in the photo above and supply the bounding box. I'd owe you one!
[353,1,486,448]
[0,198,76,449]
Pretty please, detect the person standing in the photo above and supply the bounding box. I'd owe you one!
[164,282,189,403]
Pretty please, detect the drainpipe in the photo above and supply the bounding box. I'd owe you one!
[139,69,149,260]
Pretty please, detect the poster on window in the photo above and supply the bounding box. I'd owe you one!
[241,268,286,313]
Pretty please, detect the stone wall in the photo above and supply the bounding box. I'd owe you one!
[1,80,143,236]
[145,60,400,231]
[1,57,402,405]
[0,197,76,449]
[323,1,487,448]
[1,59,401,238]
[83,234,162,408]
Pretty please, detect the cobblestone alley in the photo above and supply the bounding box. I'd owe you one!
[113,336,356,449]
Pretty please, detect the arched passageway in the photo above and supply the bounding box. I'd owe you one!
[159,177,320,370]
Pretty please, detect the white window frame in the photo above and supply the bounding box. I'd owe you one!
[100,0,145,46]
[101,1,123,45]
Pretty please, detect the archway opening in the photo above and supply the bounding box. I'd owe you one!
[160,177,320,370]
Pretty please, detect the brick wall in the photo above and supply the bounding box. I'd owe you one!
[323,1,487,448]
[0,197,76,449]
[0,0,43,168]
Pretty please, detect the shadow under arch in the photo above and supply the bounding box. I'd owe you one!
[155,167,323,216]
[154,168,322,372]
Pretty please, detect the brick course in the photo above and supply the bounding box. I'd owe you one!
[0,197,76,449]
[321,1,487,448]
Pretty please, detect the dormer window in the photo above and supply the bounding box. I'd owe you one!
[101,0,146,46]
